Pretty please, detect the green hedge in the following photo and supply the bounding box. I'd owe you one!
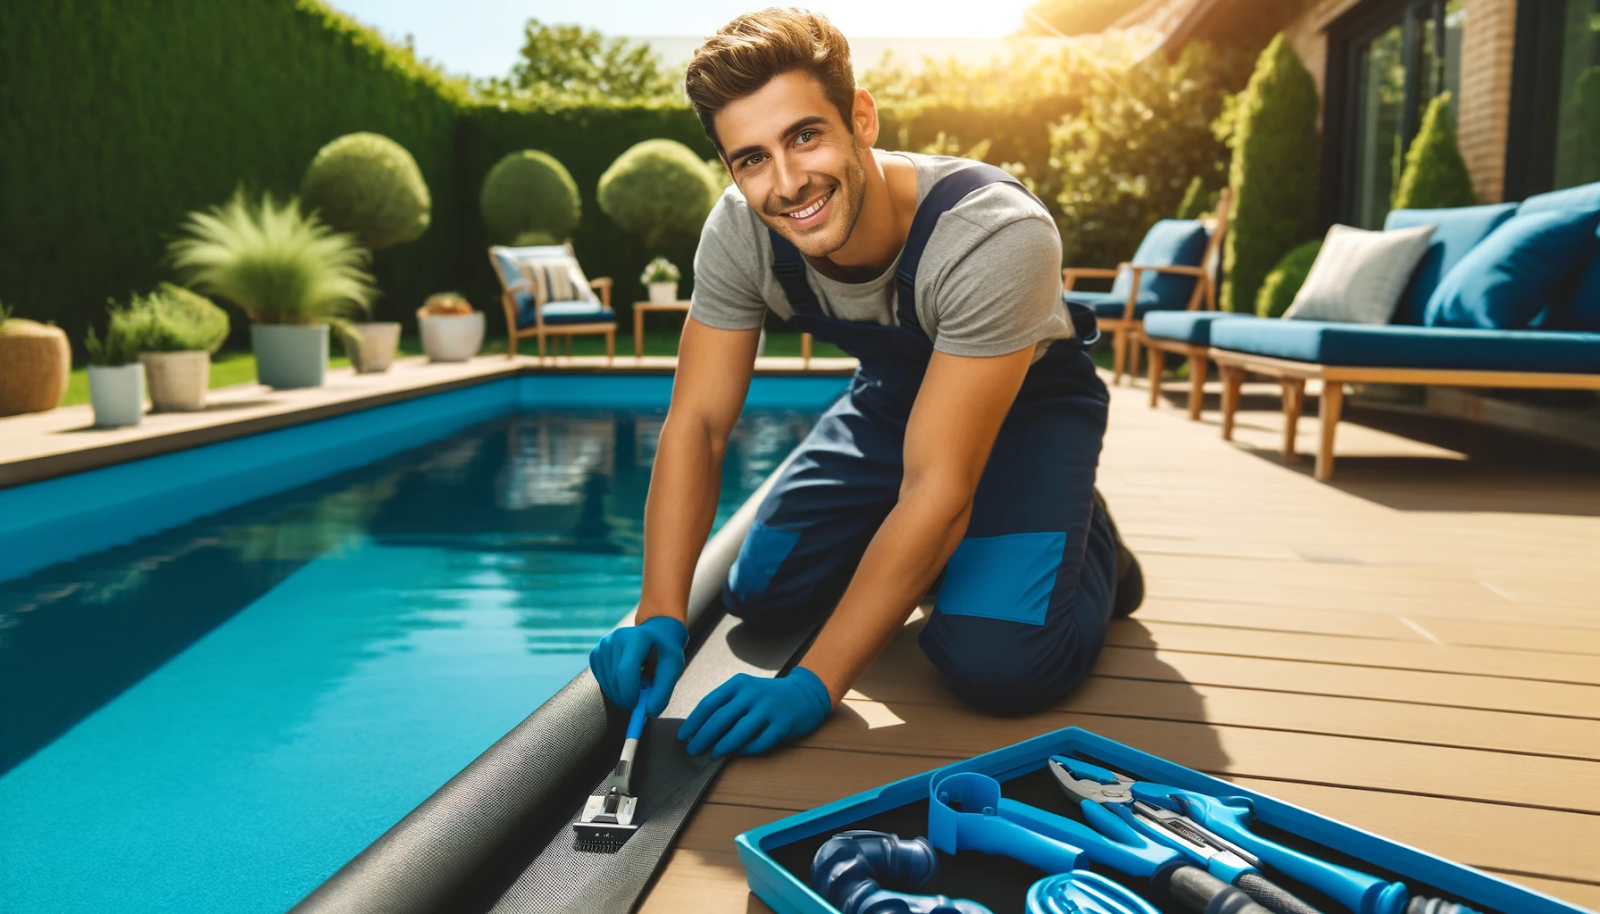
[1392,92,1476,211]
[0,0,462,347]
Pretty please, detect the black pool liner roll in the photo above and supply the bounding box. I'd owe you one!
[291,461,823,914]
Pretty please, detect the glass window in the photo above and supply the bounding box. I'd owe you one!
[1352,23,1407,228]
[1553,0,1600,189]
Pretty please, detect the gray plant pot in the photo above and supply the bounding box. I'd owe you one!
[252,324,328,389]
[345,322,402,373]
[88,363,145,428]
[140,351,209,412]
[418,312,484,363]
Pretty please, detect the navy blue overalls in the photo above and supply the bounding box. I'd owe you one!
[721,164,1116,713]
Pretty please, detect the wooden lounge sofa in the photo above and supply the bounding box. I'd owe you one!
[1064,188,1230,385]
[489,244,618,363]
[1197,183,1600,481]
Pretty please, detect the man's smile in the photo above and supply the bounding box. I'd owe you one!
[781,190,833,228]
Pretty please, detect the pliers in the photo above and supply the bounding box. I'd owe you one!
[1050,756,1481,914]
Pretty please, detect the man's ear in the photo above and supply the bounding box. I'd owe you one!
[852,88,879,148]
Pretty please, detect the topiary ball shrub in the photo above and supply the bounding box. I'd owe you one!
[480,150,581,246]
[1255,239,1322,318]
[598,139,719,248]
[301,132,431,251]
[1222,34,1319,313]
[1392,93,1477,211]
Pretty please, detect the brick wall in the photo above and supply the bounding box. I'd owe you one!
[1279,0,1517,202]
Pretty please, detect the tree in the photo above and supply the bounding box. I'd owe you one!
[1221,34,1319,313]
[1392,92,1476,210]
[488,19,679,104]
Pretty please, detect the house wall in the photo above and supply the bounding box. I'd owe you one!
[1281,0,1518,203]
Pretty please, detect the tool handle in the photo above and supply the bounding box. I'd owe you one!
[626,679,651,742]
[1162,865,1273,914]
[1236,872,1325,914]
[1182,796,1397,914]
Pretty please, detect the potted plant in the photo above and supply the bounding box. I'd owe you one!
[340,320,402,373]
[640,257,681,305]
[0,302,71,418]
[416,293,483,363]
[168,191,375,390]
[84,305,148,428]
[135,284,230,412]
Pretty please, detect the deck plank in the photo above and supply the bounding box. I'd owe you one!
[640,372,1600,912]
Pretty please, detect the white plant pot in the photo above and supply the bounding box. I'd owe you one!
[88,363,145,428]
[647,282,679,305]
[140,351,209,412]
[252,324,328,389]
[345,322,401,373]
[418,312,484,363]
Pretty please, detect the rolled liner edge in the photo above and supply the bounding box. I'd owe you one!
[288,457,788,914]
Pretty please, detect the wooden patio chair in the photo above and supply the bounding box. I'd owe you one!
[1062,187,1231,385]
[488,244,617,364]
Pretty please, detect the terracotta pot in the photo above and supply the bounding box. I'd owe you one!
[345,322,401,373]
[88,363,145,428]
[417,311,484,363]
[140,351,210,412]
[0,319,70,417]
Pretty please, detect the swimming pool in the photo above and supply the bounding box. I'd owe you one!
[0,376,839,914]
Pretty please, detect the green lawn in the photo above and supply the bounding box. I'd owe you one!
[58,330,845,406]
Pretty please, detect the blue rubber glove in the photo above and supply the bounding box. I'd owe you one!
[589,616,688,717]
[678,667,833,758]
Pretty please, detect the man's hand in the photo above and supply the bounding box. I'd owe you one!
[678,667,832,757]
[589,616,689,716]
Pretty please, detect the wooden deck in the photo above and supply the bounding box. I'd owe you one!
[642,376,1600,914]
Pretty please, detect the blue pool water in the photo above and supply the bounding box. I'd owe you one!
[0,404,820,914]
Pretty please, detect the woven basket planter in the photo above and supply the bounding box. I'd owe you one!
[0,319,70,417]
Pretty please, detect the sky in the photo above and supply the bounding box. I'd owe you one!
[327,0,1041,78]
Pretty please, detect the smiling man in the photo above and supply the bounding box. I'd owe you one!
[588,7,1143,758]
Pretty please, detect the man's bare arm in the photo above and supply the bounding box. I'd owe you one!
[798,346,1034,703]
[637,318,760,625]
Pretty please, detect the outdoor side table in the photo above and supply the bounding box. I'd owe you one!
[633,300,813,366]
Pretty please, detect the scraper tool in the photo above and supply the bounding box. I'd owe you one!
[573,678,651,852]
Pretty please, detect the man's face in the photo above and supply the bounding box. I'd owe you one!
[713,71,869,258]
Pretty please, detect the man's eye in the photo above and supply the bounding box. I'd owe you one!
[796,130,816,145]
[741,154,765,169]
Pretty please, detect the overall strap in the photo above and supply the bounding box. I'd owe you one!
[896,163,1033,339]
[767,229,824,317]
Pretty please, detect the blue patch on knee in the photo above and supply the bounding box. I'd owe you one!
[937,531,1067,626]
[727,521,803,604]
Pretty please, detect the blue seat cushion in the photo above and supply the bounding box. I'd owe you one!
[1142,311,1248,345]
[1563,225,1600,332]
[1383,203,1515,325]
[1109,219,1210,309]
[1516,180,1600,216]
[513,294,616,330]
[1423,208,1600,329]
[1210,319,1600,373]
[1066,290,1163,320]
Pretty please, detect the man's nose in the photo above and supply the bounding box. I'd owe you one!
[772,153,807,206]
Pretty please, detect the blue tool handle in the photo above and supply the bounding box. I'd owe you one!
[963,812,1086,874]
[1000,799,1172,879]
[1174,793,1404,914]
[626,679,651,741]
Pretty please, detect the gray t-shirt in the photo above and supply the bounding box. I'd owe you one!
[689,151,1072,360]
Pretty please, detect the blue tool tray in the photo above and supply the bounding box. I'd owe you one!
[734,726,1586,914]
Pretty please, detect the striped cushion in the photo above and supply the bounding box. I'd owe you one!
[489,244,603,330]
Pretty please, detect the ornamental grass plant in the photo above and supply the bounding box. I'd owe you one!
[137,284,230,353]
[167,191,376,325]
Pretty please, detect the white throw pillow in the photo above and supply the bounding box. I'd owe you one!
[1284,223,1436,324]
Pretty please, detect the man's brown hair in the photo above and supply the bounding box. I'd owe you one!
[685,8,856,157]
